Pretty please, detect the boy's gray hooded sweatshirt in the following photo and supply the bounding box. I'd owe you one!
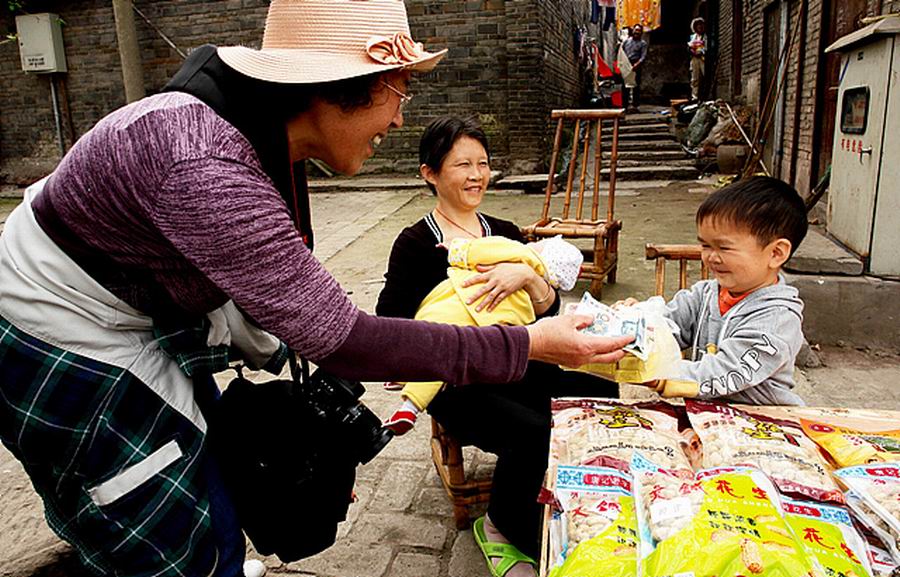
[663,274,805,406]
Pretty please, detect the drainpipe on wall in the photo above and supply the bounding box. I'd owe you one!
[773,0,789,179]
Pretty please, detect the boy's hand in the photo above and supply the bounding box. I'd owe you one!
[612,297,639,309]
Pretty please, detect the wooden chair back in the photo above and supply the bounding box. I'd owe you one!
[523,109,625,297]
[644,243,708,297]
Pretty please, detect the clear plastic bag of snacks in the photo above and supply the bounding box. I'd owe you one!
[845,490,900,564]
[687,400,844,503]
[865,537,900,577]
[836,464,900,563]
[781,496,873,577]
[572,295,682,383]
[551,399,693,473]
[547,465,638,577]
[801,418,900,468]
[633,460,816,577]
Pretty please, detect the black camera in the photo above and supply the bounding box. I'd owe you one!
[302,367,394,465]
[208,357,395,561]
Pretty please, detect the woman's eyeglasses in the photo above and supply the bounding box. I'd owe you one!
[380,81,413,112]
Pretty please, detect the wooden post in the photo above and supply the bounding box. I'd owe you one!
[112,0,145,103]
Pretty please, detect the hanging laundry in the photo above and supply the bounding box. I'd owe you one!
[602,6,616,31]
[591,0,601,24]
[616,0,661,31]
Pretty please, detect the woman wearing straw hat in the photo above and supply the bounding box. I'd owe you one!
[0,1,631,576]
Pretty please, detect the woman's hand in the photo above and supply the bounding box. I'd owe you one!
[462,262,542,313]
[527,315,634,368]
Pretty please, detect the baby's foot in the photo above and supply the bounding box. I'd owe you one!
[384,399,420,435]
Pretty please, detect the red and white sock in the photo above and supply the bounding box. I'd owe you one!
[384,399,420,435]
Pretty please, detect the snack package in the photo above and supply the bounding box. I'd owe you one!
[781,496,873,577]
[801,418,900,468]
[634,461,817,577]
[845,490,900,564]
[573,295,681,383]
[687,400,844,503]
[551,399,693,473]
[836,464,900,563]
[547,465,638,577]
[864,536,900,577]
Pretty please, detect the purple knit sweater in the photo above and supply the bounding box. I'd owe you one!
[38,93,529,384]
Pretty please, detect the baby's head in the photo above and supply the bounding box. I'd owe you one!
[695,177,807,294]
[528,236,583,291]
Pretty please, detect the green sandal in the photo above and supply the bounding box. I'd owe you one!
[472,516,536,577]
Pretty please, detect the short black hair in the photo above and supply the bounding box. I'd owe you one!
[418,116,491,195]
[696,176,808,256]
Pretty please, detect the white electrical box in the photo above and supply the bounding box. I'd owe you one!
[825,18,900,277]
[16,13,67,73]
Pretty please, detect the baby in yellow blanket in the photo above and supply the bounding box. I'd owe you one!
[385,234,583,434]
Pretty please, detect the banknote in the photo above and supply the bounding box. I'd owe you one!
[574,293,649,360]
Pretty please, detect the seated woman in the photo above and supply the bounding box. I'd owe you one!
[376,116,617,577]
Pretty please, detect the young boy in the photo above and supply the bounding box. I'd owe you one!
[634,176,809,405]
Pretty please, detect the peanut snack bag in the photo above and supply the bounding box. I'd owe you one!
[801,419,900,468]
[548,465,638,577]
[836,465,900,563]
[687,400,844,503]
[864,537,900,577]
[551,399,693,473]
[782,497,873,577]
[845,490,900,565]
[636,463,817,577]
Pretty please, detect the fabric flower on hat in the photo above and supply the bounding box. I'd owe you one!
[366,32,424,65]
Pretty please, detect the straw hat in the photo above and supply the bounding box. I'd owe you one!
[218,0,447,84]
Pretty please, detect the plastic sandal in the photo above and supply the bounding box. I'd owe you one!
[472,516,536,577]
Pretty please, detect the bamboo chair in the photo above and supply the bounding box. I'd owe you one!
[644,243,708,296]
[522,109,625,298]
[430,419,491,529]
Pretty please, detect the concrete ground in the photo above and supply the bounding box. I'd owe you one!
[2,179,899,577]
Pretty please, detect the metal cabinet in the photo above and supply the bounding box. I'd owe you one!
[825,18,900,277]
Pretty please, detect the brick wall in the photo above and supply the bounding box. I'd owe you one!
[712,0,827,194]
[0,0,590,182]
[714,0,734,98]
[0,0,269,182]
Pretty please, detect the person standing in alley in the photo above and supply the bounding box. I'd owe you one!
[689,17,707,102]
[620,24,648,112]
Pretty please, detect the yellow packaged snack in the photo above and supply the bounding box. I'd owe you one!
[801,419,900,468]
[633,458,818,577]
[782,497,873,577]
[547,465,638,577]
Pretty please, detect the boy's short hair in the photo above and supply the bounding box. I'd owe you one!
[696,176,808,256]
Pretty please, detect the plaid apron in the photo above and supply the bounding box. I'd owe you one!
[0,180,222,577]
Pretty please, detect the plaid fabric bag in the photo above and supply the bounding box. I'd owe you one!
[0,315,218,577]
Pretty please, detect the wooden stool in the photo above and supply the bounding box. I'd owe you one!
[430,419,492,529]
[522,109,625,298]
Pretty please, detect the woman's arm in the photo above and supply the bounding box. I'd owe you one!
[318,310,632,383]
